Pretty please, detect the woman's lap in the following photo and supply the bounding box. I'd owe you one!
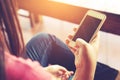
[25,32,118,80]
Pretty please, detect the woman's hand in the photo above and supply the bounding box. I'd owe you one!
[66,28,99,68]
[66,28,100,80]
[44,65,74,80]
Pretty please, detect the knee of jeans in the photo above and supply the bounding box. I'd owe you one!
[35,32,50,40]
[27,32,54,45]
[36,32,55,41]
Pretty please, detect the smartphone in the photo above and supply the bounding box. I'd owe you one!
[69,10,106,47]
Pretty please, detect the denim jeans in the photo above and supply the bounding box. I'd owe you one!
[25,32,118,80]
[25,32,76,71]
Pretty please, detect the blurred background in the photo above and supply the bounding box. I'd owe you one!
[17,0,120,70]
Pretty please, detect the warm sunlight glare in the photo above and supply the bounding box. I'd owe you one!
[18,9,29,16]
[51,0,120,14]
[51,0,80,5]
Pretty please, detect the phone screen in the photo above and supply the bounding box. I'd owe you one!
[72,15,101,42]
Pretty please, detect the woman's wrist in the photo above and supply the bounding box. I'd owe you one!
[73,67,95,80]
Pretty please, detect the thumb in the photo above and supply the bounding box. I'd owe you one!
[76,38,88,47]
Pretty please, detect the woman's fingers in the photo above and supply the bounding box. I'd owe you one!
[90,33,99,44]
[65,26,78,45]
[61,71,74,80]
[90,33,100,54]
[65,35,73,44]
[73,27,78,32]
[68,35,73,39]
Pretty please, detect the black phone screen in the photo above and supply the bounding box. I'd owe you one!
[72,15,101,42]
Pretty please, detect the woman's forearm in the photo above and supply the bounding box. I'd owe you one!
[72,60,97,80]
[72,68,95,80]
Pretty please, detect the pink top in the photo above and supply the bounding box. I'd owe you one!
[5,52,52,80]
